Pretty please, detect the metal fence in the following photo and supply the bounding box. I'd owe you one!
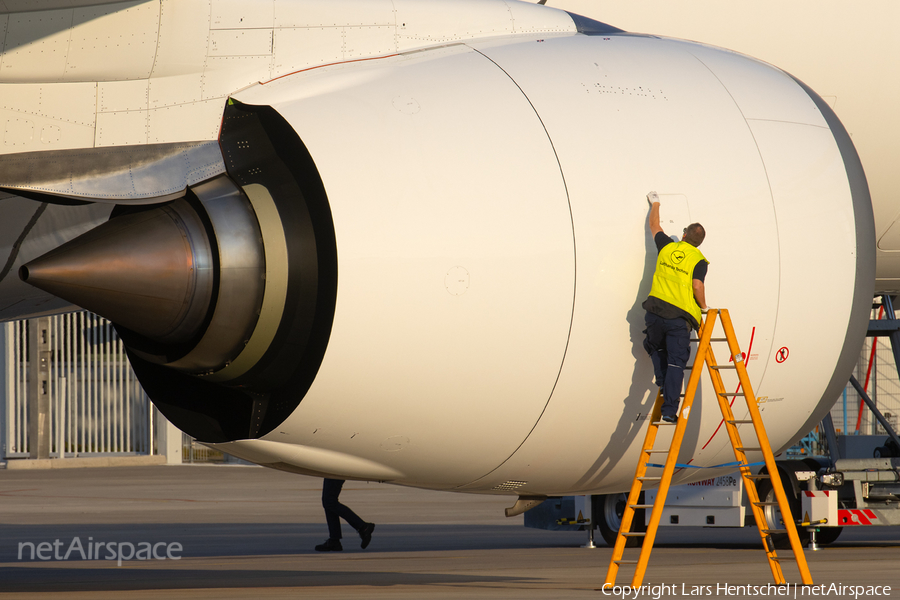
[824,306,900,437]
[831,335,900,437]
[4,312,155,458]
[183,432,226,463]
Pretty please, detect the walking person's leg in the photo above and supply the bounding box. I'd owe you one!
[318,478,376,551]
[316,478,346,551]
[322,478,345,539]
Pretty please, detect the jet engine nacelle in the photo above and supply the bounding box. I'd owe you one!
[21,30,874,494]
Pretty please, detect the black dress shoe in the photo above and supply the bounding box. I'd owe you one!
[661,414,677,424]
[359,523,375,549]
[315,538,343,552]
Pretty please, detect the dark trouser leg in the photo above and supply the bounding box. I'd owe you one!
[643,312,667,388]
[661,319,691,417]
[322,478,344,539]
[322,478,366,539]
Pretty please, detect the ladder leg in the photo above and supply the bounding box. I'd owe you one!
[718,309,814,585]
[629,311,718,588]
[604,390,664,586]
[702,337,787,584]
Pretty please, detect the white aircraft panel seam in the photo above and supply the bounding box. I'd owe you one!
[455,45,576,489]
[272,24,392,30]
[0,15,8,63]
[140,95,226,111]
[0,101,95,128]
[260,53,400,86]
[501,0,515,33]
[745,117,828,130]
[59,8,76,80]
[147,0,162,83]
[92,80,100,147]
[687,50,780,393]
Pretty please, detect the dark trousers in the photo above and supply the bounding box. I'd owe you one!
[323,478,365,540]
[643,312,692,417]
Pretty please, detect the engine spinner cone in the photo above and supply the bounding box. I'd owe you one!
[20,199,214,345]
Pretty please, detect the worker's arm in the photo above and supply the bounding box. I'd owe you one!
[648,201,664,237]
[692,279,707,310]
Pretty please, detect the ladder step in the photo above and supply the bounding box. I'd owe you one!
[736,447,762,452]
[690,338,728,342]
[637,476,662,481]
[744,474,771,479]
[614,560,639,565]
[727,420,754,424]
[629,504,655,509]
[652,420,676,426]
[710,365,737,370]
[754,502,780,507]
[763,529,787,534]
[623,532,647,537]
[719,392,747,397]
[645,450,669,454]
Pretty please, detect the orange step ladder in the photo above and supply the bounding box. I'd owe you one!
[604,308,813,587]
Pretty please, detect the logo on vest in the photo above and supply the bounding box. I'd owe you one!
[671,249,686,264]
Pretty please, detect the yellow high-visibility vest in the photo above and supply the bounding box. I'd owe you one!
[648,241,708,326]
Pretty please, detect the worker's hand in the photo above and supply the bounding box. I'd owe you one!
[647,191,659,206]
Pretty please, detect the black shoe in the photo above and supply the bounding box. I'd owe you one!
[661,414,677,424]
[315,538,343,552]
[359,523,375,549]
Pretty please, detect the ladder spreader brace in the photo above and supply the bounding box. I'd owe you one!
[604,308,813,587]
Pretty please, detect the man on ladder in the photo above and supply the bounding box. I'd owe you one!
[604,197,814,587]
[642,192,708,423]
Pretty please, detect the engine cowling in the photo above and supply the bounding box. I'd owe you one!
[19,31,875,492]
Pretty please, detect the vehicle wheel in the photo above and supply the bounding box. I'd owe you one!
[813,526,843,545]
[874,437,900,458]
[597,492,646,547]
[755,474,805,549]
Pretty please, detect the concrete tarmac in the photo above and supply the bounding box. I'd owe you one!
[1,464,899,599]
